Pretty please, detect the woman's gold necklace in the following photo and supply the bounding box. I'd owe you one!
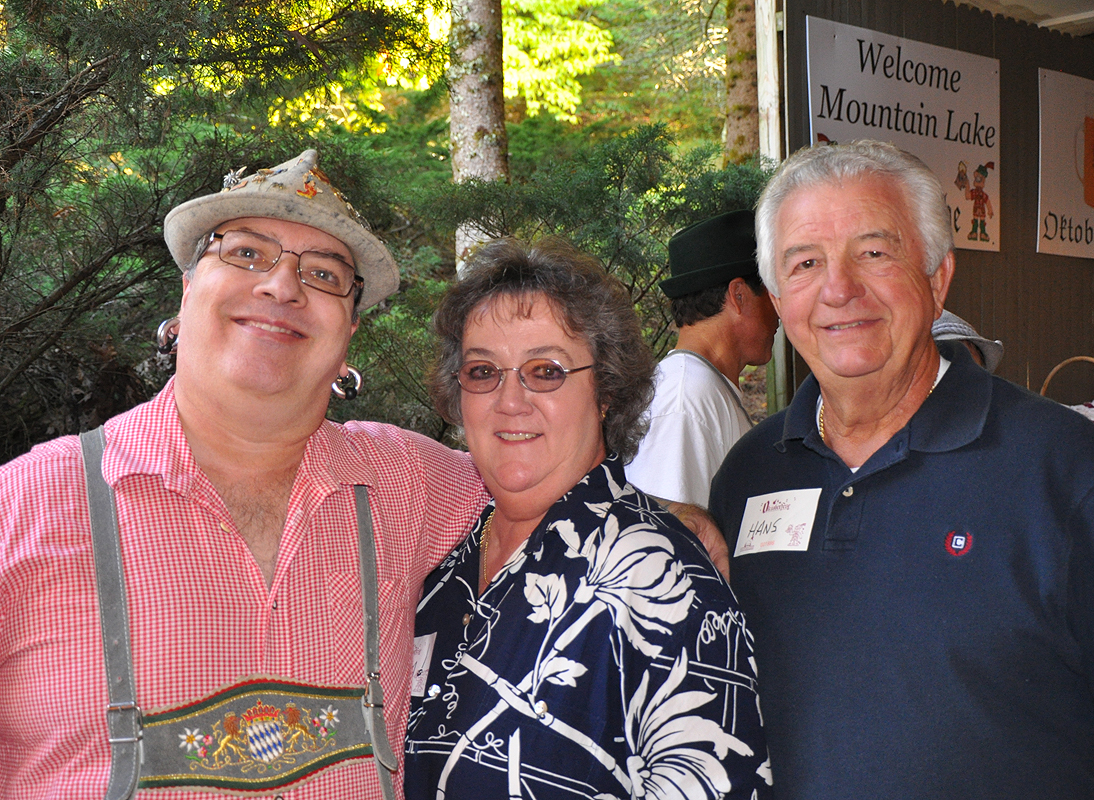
[480,510,496,586]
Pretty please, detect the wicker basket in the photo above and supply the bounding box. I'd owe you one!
[1039,356,1094,397]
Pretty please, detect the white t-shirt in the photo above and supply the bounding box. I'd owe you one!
[626,350,751,508]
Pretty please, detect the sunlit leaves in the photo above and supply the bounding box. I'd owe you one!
[579,0,730,144]
[502,0,616,121]
[269,73,387,132]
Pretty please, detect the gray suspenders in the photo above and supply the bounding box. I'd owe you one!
[81,427,141,800]
[355,484,399,799]
[79,427,397,799]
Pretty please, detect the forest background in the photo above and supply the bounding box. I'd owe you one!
[0,0,770,460]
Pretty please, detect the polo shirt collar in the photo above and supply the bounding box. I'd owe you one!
[910,340,992,452]
[778,339,992,456]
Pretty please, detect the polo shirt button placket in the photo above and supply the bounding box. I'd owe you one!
[823,480,864,551]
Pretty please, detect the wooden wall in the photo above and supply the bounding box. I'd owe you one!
[780,0,1094,403]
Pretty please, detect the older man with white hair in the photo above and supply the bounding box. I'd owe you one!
[710,140,1094,799]
[0,151,488,799]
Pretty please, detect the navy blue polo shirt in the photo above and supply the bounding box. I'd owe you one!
[711,342,1094,799]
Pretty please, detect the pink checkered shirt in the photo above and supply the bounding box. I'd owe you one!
[0,379,488,799]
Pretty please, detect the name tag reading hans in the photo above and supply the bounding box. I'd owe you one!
[734,488,822,556]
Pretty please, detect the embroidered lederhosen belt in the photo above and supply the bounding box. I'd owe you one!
[80,427,397,799]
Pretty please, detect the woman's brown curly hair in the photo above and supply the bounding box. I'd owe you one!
[429,237,656,463]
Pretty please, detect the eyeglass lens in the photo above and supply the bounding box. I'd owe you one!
[215,230,359,297]
[457,359,587,393]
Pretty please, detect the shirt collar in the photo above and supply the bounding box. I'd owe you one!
[300,419,380,490]
[779,339,992,456]
[102,377,196,492]
[102,376,379,493]
[518,453,632,546]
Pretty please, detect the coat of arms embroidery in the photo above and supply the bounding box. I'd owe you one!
[179,699,339,775]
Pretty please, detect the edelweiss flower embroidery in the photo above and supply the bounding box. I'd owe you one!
[319,705,339,727]
[624,651,754,799]
[178,727,201,752]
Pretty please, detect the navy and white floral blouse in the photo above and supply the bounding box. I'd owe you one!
[404,455,771,799]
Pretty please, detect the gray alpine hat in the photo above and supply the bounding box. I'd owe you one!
[932,310,1004,373]
[163,149,398,310]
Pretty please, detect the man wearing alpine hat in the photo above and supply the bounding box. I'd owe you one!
[0,150,488,799]
[628,209,780,508]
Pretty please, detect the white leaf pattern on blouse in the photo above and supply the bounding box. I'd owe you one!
[625,649,753,799]
[559,513,695,657]
[523,573,568,624]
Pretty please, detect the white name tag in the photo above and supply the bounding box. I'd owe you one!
[734,488,822,556]
[410,632,437,697]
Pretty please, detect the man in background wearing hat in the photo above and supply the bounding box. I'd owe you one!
[0,151,488,799]
[932,308,1004,372]
[627,209,780,508]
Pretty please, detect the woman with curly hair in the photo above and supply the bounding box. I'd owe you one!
[404,237,771,799]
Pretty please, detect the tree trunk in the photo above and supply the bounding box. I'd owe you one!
[723,0,759,165]
[449,0,509,271]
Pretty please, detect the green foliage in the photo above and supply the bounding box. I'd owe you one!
[334,270,453,439]
[421,124,769,351]
[503,0,617,121]
[506,112,594,179]
[330,123,769,448]
[0,0,445,460]
[578,0,729,146]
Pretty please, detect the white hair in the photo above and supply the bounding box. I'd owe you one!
[755,140,954,296]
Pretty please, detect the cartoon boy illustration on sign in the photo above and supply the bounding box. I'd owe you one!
[965,161,995,241]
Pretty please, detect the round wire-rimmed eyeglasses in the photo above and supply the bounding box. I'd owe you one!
[209,230,364,298]
[454,358,594,393]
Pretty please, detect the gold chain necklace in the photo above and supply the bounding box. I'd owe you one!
[819,379,938,444]
[480,510,496,586]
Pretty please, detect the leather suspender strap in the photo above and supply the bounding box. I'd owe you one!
[80,427,142,800]
[354,485,398,799]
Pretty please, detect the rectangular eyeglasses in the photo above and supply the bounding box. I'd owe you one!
[210,230,363,298]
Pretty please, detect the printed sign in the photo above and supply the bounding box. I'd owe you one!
[1037,68,1094,258]
[806,16,1001,252]
[734,488,822,557]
